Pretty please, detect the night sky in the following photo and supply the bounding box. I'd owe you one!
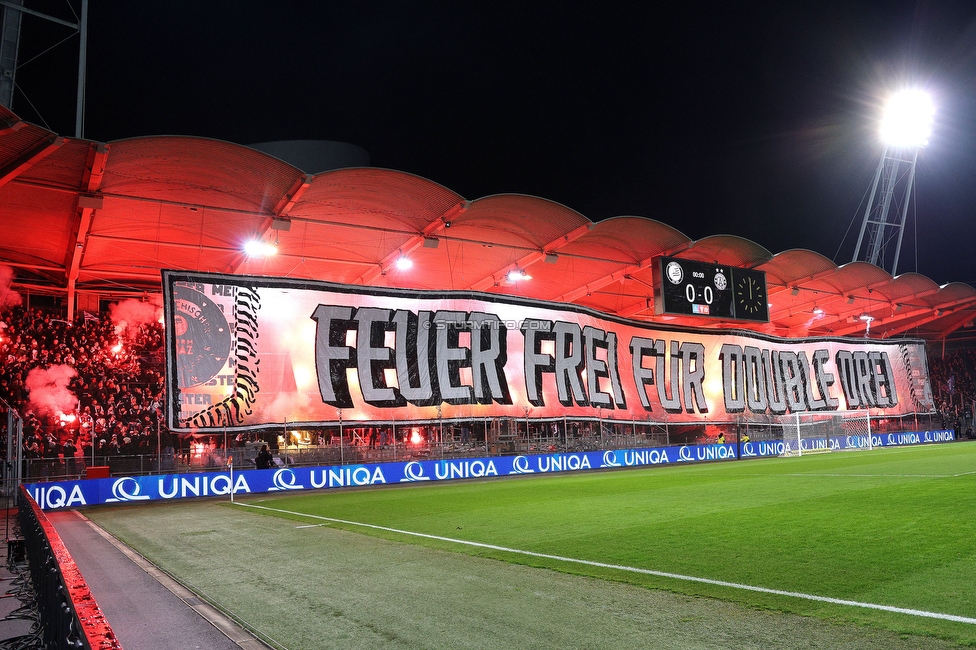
[10,1,976,285]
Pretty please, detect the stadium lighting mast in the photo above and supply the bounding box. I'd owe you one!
[852,89,935,276]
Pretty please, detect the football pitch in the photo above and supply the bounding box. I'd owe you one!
[86,442,976,649]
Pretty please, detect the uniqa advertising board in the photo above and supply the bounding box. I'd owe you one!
[163,271,934,432]
[25,430,954,510]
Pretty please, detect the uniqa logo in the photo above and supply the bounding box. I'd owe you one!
[105,477,151,503]
[268,469,305,491]
[399,461,430,482]
[678,446,694,462]
[602,451,622,468]
[31,484,87,510]
[509,456,534,474]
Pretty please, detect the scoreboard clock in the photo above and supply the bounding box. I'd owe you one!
[654,257,768,322]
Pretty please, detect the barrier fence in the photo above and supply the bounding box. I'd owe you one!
[18,486,121,649]
[15,412,953,484]
[24,428,956,511]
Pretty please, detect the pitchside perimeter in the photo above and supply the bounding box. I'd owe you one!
[86,442,976,649]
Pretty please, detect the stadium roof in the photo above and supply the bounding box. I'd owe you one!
[1,106,974,341]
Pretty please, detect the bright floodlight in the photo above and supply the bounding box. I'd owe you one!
[244,240,277,257]
[395,256,413,271]
[880,89,934,148]
[507,268,531,283]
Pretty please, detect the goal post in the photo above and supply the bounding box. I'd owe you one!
[779,410,872,457]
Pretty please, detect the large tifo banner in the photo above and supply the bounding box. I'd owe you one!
[25,431,955,510]
[163,271,934,432]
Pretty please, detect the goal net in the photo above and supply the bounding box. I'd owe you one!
[779,410,872,457]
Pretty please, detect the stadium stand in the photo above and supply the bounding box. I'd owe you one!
[0,303,972,482]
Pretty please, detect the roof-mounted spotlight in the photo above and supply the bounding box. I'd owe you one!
[507,268,531,283]
[395,255,413,271]
[423,237,440,248]
[544,253,559,264]
[790,287,800,296]
[812,307,825,317]
[244,240,277,257]
[859,314,875,337]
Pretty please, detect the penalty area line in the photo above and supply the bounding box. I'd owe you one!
[234,502,976,626]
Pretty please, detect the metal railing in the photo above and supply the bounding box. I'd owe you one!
[18,486,122,649]
[16,412,953,482]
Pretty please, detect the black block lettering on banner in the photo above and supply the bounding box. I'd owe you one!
[743,346,768,413]
[393,310,438,406]
[522,319,555,407]
[469,312,512,404]
[835,350,860,408]
[778,351,807,413]
[854,351,877,408]
[680,342,708,414]
[433,311,475,405]
[355,307,405,408]
[812,349,839,411]
[719,343,746,414]
[764,350,788,415]
[629,336,657,412]
[659,341,683,414]
[553,322,588,407]
[876,351,898,408]
[311,305,356,408]
[606,332,627,409]
[797,351,825,412]
[583,326,614,409]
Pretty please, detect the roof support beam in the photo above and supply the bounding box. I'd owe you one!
[84,233,377,269]
[224,174,313,274]
[0,135,63,190]
[0,260,63,272]
[829,290,965,337]
[553,241,694,304]
[930,305,976,340]
[464,222,594,292]
[771,278,898,321]
[271,173,313,218]
[353,200,467,285]
[766,266,842,297]
[0,117,25,136]
[66,143,109,320]
[878,297,976,338]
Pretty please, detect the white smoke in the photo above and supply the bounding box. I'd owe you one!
[0,264,22,312]
[25,365,79,417]
[109,295,163,337]
[257,391,312,425]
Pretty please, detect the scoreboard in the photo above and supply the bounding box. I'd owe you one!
[655,256,768,322]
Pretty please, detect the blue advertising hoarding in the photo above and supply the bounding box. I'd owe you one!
[25,430,955,510]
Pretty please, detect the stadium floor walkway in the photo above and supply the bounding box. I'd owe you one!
[45,509,267,650]
[0,508,34,647]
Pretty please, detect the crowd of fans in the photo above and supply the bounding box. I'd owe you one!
[0,303,975,472]
[0,306,167,467]
[928,348,976,432]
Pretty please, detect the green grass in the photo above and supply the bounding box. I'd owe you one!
[87,442,976,648]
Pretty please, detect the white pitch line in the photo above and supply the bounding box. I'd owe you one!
[295,523,329,529]
[737,473,957,478]
[235,502,976,626]
[793,473,953,478]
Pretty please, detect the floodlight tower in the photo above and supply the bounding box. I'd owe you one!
[852,89,935,275]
